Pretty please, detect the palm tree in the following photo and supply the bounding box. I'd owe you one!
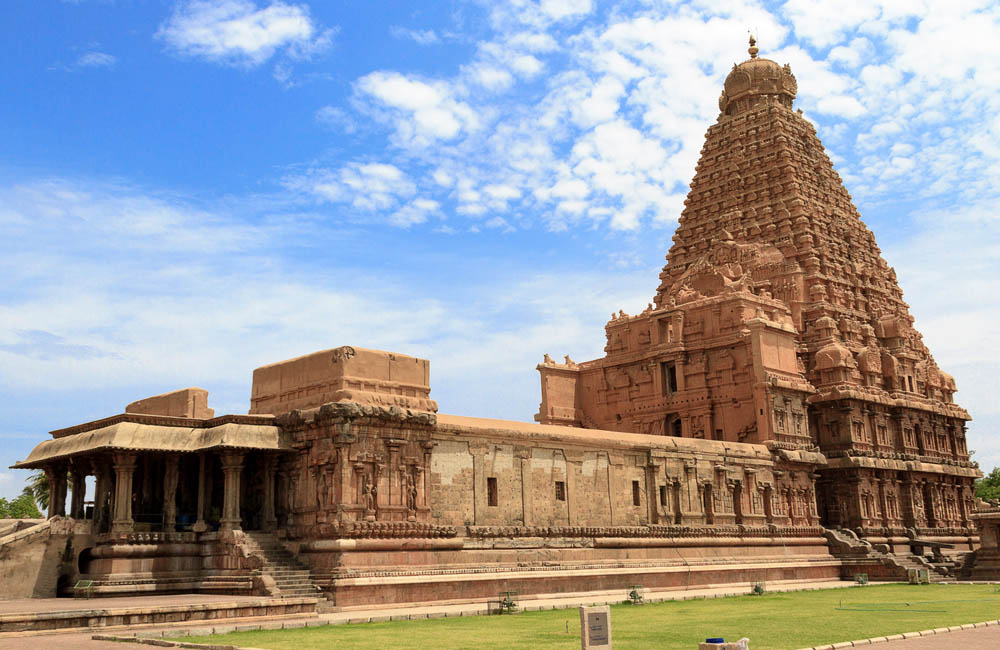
[26,471,50,511]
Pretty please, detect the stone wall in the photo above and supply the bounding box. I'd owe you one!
[251,346,437,415]
[0,519,70,599]
[126,387,214,419]
[278,402,834,606]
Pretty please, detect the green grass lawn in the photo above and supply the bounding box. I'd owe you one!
[185,584,1000,650]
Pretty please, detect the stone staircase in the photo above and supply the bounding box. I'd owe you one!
[886,553,954,583]
[242,532,323,598]
[822,527,955,583]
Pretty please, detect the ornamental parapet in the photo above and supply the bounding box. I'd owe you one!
[465,524,823,539]
[276,401,437,429]
[96,531,198,545]
[823,451,979,477]
[321,520,456,539]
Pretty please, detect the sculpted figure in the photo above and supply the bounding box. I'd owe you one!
[362,474,376,511]
[405,472,418,512]
[677,283,702,304]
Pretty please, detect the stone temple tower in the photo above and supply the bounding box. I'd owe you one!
[537,38,979,542]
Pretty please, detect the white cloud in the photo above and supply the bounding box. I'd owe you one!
[782,0,883,48]
[540,0,593,21]
[882,200,1000,472]
[284,1,1000,253]
[466,64,515,91]
[0,179,661,487]
[158,0,331,66]
[390,198,440,227]
[76,51,117,68]
[357,72,479,147]
[389,26,440,45]
[315,105,356,133]
[284,162,416,212]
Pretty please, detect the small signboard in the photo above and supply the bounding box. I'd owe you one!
[580,605,612,649]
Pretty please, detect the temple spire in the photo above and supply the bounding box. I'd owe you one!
[748,34,758,59]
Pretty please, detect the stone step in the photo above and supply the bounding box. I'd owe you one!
[244,533,322,598]
[267,571,309,577]
[272,577,314,582]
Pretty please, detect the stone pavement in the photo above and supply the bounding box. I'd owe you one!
[0,593,268,616]
[872,624,1000,649]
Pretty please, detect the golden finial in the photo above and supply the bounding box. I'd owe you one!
[748,34,758,59]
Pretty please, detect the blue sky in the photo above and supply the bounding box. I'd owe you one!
[2,0,998,499]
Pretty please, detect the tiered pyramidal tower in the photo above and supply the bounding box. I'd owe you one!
[537,38,978,539]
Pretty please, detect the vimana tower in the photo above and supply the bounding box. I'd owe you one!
[537,37,979,542]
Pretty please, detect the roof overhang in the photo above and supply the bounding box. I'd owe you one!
[11,415,291,469]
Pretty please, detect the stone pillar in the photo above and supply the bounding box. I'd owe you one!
[877,478,889,528]
[220,452,244,531]
[92,459,111,531]
[162,455,179,532]
[516,447,532,526]
[45,462,69,519]
[111,453,138,534]
[606,456,617,526]
[421,441,434,508]
[262,456,278,531]
[562,450,579,526]
[193,453,209,533]
[276,468,289,527]
[646,461,660,524]
[386,440,402,509]
[470,443,489,525]
[69,462,86,519]
[671,479,683,525]
[958,483,970,527]
[44,466,58,519]
[415,465,426,512]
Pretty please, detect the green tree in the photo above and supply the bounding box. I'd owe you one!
[0,487,43,519]
[975,467,1000,501]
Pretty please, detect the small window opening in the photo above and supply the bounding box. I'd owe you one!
[632,480,641,506]
[487,477,498,507]
[907,376,915,392]
[616,413,622,421]
[555,481,566,501]
[659,485,667,507]
[672,418,683,437]
[662,362,678,394]
[714,429,723,441]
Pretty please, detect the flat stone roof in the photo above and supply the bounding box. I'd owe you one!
[435,413,825,464]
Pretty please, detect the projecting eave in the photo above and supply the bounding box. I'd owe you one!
[11,414,291,469]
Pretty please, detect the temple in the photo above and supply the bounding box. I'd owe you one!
[4,39,990,604]
[536,36,979,541]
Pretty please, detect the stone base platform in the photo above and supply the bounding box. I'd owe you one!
[320,557,843,608]
[0,595,318,634]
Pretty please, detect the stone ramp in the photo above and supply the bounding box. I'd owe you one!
[0,518,65,599]
[0,594,318,634]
